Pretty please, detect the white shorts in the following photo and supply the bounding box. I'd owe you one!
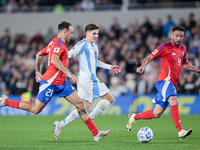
[77,79,109,103]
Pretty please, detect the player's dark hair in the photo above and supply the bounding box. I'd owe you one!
[172,25,185,32]
[85,23,99,32]
[58,20,72,31]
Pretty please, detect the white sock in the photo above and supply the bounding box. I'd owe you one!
[89,99,110,119]
[60,109,79,128]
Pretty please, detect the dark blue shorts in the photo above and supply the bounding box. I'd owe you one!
[152,80,177,110]
[36,79,76,103]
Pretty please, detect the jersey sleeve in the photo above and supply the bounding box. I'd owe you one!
[51,46,64,56]
[150,44,165,59]
[51,38,65,56]
[40,46,48,55]
[97,60,111,70]
[68,42,85,58]
[182,46,188,62]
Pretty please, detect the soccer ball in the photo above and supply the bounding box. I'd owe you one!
[137,127,153,143]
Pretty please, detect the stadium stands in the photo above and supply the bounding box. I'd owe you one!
[0,1,200,99]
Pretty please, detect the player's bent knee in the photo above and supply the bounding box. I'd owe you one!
[107,96,114,104]
[109,98,114,104]
[31,108,42,114]
[76,100,85,110]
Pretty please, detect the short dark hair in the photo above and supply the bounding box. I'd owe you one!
[172,25,185,32]
[58,20,72,31]
[85,23,99,32]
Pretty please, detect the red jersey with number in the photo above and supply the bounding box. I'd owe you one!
[41,37,68,85]
[150,41,187,87]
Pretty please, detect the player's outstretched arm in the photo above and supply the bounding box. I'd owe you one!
[110,65,121,74]
[182,60,200,73]
[136,55,154,74]
[97,60,111,70]
[97,60,121,74]
[51,54,79,83]
[35,51,45,82]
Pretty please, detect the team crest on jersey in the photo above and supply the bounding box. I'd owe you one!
[95,51,97,58]
[182,51,184,56]
[54,47,60,53]
[152,49,158,55]
[45,97,50,102]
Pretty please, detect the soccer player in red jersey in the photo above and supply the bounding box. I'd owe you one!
[126,25,200,140]
[0,20,112,141]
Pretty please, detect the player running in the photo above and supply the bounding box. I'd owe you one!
[53,23,121,140]
[0,20,112,142]
[126,25,200,140]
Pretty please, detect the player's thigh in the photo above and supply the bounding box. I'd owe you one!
[98,80,110,97]
[77,83,93,103]
[65,91,85,110]
[100,91,114,103]
[78,80,109,99]
[37,79,56,103]
[31,98,47,114]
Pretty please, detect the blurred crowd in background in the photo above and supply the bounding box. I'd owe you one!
[0,11,200,101]
[0,0,199,13]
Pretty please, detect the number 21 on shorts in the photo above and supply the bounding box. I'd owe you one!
[45,89,54,97]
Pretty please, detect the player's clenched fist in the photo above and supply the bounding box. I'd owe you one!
[136,67,144,74]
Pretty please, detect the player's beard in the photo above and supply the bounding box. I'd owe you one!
[172,39,180,47]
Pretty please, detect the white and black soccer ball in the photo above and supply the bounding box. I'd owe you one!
[137,127,153,143]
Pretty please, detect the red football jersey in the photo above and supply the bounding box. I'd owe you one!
[150,41,187,87]
[41,37,68,85]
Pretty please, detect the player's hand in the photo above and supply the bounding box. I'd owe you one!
[110,65,121,74]
[35,71,42,83]
[136,66,144,74]
[68,74,79,83]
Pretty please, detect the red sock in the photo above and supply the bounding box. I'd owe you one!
[134,110,156,120]
[5,99,20,109]
[84,117,98,136]
[171,105,182,132]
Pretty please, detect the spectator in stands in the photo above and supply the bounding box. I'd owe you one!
[81,0,94,11]
[188,12,196,31]
[0,28,11,49]
[184,73,196,94]
[142,16,153,35]
[5,0,18,14]
[0,12,200,97]
[44,27,56,45]
[71,2,83,12]
[53,3,66,13]
[109,76,128,97]
[162,15,176,36]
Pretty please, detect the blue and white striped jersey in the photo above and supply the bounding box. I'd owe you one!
[68,38,111,83]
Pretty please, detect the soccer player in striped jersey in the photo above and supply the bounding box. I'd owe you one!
[126,25,200,140]
[0,20,112,142]
[53,23,121,138]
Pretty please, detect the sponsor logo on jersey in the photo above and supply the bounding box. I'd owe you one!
[54,47,60,53]
[152,49,158,55]
[172,52,176,55]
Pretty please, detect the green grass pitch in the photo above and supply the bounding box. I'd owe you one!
[0,115,199,150]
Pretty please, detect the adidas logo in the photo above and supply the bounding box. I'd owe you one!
[172,52,176,55]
